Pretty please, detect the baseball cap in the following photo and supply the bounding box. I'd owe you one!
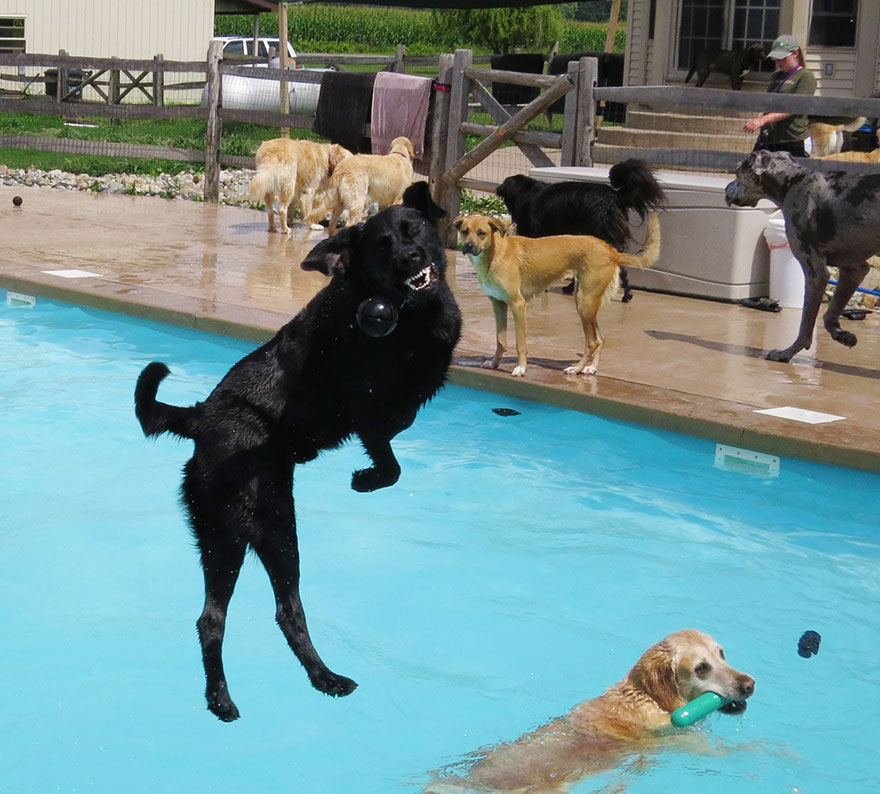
[768,34,800,59]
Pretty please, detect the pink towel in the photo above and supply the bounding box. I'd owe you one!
[370,71,432,159]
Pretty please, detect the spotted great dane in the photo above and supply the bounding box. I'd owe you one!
[725,149,880,362]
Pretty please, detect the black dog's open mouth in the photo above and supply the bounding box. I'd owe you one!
[719,700,748,715]
[404,263,438,292]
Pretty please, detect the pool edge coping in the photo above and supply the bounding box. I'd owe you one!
[4,271,879,475]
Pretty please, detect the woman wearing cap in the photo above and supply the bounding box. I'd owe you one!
[743,35,816,156]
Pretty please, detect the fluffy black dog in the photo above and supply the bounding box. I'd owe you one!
[134,182,461,722]
[496,159,666,302]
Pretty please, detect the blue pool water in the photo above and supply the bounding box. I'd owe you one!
[1,290,879,793]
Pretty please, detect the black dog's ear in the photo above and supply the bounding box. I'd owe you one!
[301,226,361,276]
[402,181,446,222]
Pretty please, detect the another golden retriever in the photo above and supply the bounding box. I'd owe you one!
[427,630,755,793]
[249,138,352,235]
[807,117,867,157]
[324,136,416,235]
[454,212,661,377]
[817,142,880,163]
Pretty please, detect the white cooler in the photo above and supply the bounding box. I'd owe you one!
[529,166,778,301]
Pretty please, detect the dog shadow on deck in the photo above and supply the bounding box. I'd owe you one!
[645,329,880,381]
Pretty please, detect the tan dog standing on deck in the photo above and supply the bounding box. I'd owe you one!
[454,213,660,377]
[249,138,352,235]
[324,136,416,235]
[426,630,755,793]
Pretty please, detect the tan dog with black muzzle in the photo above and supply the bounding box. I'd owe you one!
[454,213,660,377]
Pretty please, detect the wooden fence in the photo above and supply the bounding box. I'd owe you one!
[2,46,880,224]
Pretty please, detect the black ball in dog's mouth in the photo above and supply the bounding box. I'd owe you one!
[356,297,399,337]
[718,700,748,715]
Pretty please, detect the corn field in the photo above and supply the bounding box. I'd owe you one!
[214,5,625,55]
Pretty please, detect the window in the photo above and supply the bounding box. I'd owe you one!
[677,0,780,70]
[678,0,725,70]
[0,16,25,54]
[222,39,246,56]
[809,0,857,47]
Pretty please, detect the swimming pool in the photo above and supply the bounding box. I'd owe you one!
[2,290,878,793]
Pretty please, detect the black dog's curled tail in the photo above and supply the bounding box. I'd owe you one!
[609,158,667,221]
[135,362,199,440]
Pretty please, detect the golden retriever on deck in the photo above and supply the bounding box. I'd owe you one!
[324,136,415,235]
[249,138,352,235]
[426,630,755,793]
[454,213,661,377]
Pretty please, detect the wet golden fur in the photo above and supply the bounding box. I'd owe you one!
[428,630,755,793]
[454,213,661,377]
[249,138,352,234]
[324,136,416,235]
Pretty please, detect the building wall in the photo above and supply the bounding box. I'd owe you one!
[625,0,880,98]
[624,0,649,86]
[1,0,214,60]
[807,49,858,99]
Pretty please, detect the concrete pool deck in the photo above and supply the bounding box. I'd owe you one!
[3,183,880,472]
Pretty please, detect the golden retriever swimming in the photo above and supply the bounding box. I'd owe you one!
[454,213,661,377]
[249,138,352,235]
[324,136,416,235]
[426,630,755,793]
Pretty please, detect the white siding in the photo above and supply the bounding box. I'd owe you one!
[806,49,858,98]
[2,0,214,60]
[625,0,650,87]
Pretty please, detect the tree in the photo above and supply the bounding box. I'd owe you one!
[431,6,566,54]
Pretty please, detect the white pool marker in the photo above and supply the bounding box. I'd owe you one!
[714,443,780,477]
[6,290,36,307]
[754,406,845,425]
[41,269,102,279]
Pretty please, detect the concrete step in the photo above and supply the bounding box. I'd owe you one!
[596,124,755,151]
[625,109,752,135]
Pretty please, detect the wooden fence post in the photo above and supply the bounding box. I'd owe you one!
[575,56,597,167]
[428,53,454,242]
[560,59,579,166]
[153,54,164,107]
[204,40,223,203]
[393,44,406,73]
[278,1,290,137]
[57,49,67,103]
[108,57,120,104]
[438,48,472,237]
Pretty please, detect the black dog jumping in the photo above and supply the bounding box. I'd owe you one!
[496,159,666,302]
[135,182,461,721]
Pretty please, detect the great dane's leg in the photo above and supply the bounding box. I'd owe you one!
[767,250,828,362]
[823,260,870,348]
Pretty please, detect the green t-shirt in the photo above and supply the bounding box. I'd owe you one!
[766,67,817,144]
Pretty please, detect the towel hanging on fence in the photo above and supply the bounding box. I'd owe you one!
[314,71,376,153]
[370,72,432,158]
[490,53,544,106]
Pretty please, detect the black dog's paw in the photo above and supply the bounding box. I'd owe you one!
[208,696,241,722]
[766,348,795,362]
[312,671,358,697]
[832,329,858,347]
[351,466,399,493]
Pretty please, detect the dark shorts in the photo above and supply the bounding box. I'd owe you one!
[753,133,808,158]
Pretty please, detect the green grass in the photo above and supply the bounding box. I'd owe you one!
[0,113,319,175]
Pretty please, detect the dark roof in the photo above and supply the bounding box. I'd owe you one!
[215,0,277,14]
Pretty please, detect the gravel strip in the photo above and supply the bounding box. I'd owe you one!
[0,164,258,207]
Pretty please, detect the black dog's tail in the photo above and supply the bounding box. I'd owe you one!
[135,362,200,440]
[609,159,667,221]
